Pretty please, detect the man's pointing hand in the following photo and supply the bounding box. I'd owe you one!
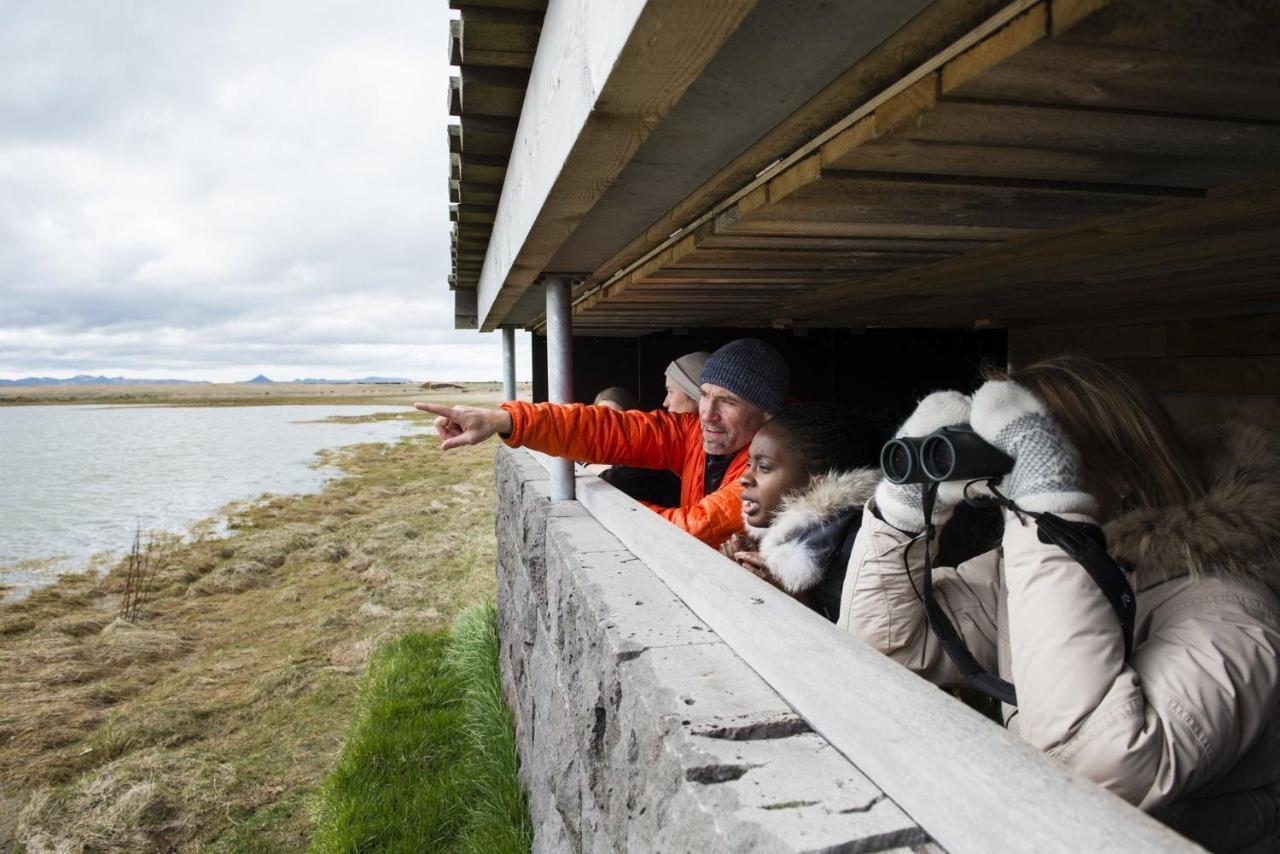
[414,402,514,451]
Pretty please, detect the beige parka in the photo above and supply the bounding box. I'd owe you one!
[837,425,1280,852]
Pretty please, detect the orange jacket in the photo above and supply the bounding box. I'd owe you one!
[500,401,748,548]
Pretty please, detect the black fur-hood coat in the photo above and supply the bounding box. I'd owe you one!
[747,468,880,595]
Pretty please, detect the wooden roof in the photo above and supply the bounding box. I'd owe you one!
[567,0,1280,334]
[449,0,1280,336]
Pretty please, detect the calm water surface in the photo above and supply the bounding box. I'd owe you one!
[0,405,428,595]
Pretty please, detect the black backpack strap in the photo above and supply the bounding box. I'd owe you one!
[918,484,1019,707]
[1031,512,1137,660]
[916,484,1136,708]
[921,587,1018,706]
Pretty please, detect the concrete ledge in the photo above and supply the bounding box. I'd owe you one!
[494,446,929,852]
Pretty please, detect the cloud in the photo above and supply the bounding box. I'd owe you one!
[0,0,530,381]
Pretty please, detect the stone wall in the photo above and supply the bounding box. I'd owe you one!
[494,446,934,853]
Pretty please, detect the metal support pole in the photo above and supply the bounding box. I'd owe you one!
[501,327,516,401]
[545,277,575,501]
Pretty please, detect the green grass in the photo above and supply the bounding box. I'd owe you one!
[310,602,531,854]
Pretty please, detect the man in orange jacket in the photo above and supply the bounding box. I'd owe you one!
[416,339,790,549]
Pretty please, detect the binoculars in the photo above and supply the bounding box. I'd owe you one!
[880,425,1013,484]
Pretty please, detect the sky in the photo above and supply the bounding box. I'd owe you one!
[0,1,530,382]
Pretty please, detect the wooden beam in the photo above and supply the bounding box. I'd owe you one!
[459,114,517,156]
[664,247,965,272]
[457,7,542,68]
[458,182,503,206]
[454,287,478,330]
[695,231,1000,254]
[940,3,1047,92]
[950,41,1280,121]
[450,19,463,66]
[448,75,462,117]
[477,0,760,331]
[457,65,531,118]
[457,153,509,184]
[731,170,1187,234]
[1052,0,1280,60]
[827,100,1280,188]
[455,222,494,240]
[450,0,546,11]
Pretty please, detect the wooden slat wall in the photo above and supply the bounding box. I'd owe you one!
[1008,312,1280,431]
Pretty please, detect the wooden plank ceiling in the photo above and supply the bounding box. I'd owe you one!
[567,0,1280,334]
[447,0,546,329]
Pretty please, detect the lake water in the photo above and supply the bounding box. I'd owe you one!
[0,404,428,596]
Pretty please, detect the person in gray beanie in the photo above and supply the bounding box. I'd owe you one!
[415,337,790,549]
[663,351,710,414]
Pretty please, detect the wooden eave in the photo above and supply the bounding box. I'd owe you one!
[562,0,1280,334]
[447,0,546,329]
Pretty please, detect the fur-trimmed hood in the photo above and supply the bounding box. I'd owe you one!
[1107,424,1280,594]
[751,468,880,594]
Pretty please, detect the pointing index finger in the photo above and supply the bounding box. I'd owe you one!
[415,401,458,419]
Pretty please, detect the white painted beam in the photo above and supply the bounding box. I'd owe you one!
[478,0,646,330]
[476,0,757,330]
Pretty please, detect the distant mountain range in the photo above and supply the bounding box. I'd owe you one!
[0,374,210,387]
[241,375,416,385]
[0,374,417,387]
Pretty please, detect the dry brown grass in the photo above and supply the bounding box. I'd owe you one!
[0,380,528,408]
[0,429,500,852]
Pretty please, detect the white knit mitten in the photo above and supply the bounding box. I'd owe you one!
[970,381,1096,516]
[874,391,971,531]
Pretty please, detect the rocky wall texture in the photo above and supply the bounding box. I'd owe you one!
[494,446,934,853]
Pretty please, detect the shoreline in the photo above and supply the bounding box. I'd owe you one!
[0,424,500,850]
[0,406,445,601]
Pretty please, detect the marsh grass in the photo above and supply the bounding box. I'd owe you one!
[0,430,504,852]
[310,602,530,854]
[0,380,523,408]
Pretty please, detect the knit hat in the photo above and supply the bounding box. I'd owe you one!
[664,351,711,404]
[699,339,789,414]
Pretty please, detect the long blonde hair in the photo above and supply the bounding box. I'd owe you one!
[985,355,1203,512]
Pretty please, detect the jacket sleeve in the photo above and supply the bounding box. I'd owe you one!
[500,401,687,472]
[837,499,1003,687]
[1001,510,1280,810]
[653,477,745,549]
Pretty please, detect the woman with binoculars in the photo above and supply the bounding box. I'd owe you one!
[838,355,1280,852]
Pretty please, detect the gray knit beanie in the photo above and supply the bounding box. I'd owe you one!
[699,339,789,414]
[665,351,711,403]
